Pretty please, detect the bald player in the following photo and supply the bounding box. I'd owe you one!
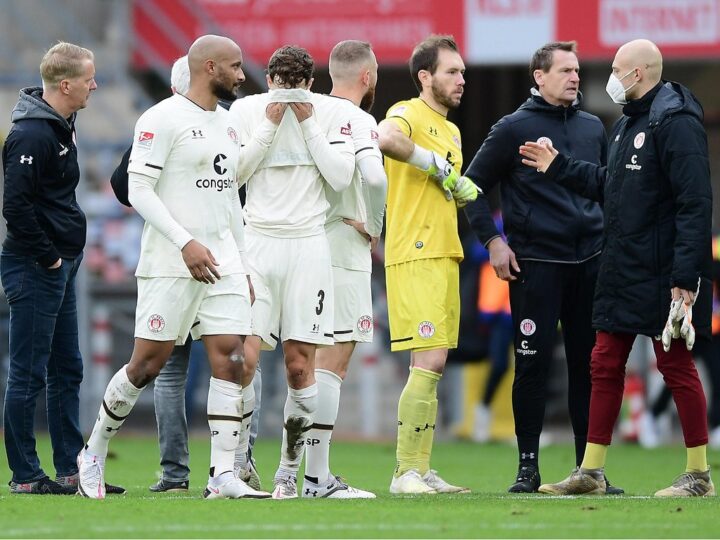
[77,35,271,500]
[520,39,714,497]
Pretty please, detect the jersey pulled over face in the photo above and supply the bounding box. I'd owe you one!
[230,92,354,238]
[128,94,245,278]
[383,97,464,266]
[319,95,382,272]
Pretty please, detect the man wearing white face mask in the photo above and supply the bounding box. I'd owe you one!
[520,39,714,497]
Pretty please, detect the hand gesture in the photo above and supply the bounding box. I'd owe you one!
[519,141,559,173]
[289,102,313,123]
[266,102,288,125]
[488,237,520,281]
[343,218,379,251]
[181,239,221,284]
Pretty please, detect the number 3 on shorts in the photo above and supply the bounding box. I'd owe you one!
[316,289,325,315]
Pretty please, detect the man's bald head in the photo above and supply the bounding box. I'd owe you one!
[611,39,663,101]
[188,35,241,75]
[186,34,244,103]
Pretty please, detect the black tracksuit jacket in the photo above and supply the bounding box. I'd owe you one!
[2,87,86,266]
[464,91,606,263]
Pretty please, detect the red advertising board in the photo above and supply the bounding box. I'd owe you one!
[132,0,465,67]
[556,0,720,60]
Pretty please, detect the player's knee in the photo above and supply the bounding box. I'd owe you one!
[286,360,312,388]
[126,359,164,387]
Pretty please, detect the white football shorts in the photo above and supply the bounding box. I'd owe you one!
[245,229,334,349]
[134,273,251,345]
[331,266,373,343]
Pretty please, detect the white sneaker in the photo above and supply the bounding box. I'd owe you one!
[389,469,436,494]
[422,469,471,493]
[271,475,298,499]
[234,458,262,491]
[77,448,106,499]
[302,474,376,499]
[638,411,660,449]
[472,404,492,443]
[204,477,271,499]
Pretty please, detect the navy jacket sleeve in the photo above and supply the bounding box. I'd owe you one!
[2,128,60,266]
[656,114,713,290]
[463,117,515,246]
[545,153,608,206]
[110,145,132,207]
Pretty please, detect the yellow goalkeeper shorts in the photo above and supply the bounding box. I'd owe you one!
[385,257,460,352]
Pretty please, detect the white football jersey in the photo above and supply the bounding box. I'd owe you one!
[318,96,382,272]
[229,92,354,238]
[128,94,244,278]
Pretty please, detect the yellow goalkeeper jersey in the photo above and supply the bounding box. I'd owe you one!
[383,98,464,266]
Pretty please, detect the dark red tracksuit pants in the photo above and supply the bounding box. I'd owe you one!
[588,331,708,448]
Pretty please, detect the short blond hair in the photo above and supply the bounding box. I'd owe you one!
[40,42,94,87]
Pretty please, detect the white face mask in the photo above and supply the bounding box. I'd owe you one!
[605,69,637,104]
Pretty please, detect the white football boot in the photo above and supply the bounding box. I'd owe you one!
[302,474,376,499]
[389,469,436,494]
[77,447,106,499]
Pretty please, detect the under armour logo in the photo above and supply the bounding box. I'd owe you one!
[20,155,33,164]
[192,129,203,138]
[521,452,536,460]
[304,488,318,497]
[429,126,438,136]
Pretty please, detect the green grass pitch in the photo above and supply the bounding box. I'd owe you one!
[1,435,718,538]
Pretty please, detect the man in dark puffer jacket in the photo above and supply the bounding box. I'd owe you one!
[521,39,714,497]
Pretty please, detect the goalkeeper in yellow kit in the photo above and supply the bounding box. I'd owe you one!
[378,34,479,494]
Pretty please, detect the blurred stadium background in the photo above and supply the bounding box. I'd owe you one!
[1,0,719,447]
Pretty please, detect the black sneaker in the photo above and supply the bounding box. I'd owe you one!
[605,476,624,495]
[9,476,76,495]
[149,478,189,493]
[508,464,541,493]
[56,473,126,495]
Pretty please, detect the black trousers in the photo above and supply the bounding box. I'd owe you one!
[508,257,599,466]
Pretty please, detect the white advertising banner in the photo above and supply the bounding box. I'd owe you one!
[465,0,557,64]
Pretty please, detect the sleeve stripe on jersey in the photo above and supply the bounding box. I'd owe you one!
[144,163,163,171]
[387,116,412,137]
[329,140,346,145]
[355,146,374,155]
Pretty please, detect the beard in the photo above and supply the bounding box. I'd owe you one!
[431,80,461,110]
[360,85,376,113]
[211,77,239,102]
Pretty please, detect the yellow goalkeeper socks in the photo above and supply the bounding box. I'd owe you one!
[581,443,608,470]
[395,367,440,478]
[418,396,439,475]
[686,444,708,473]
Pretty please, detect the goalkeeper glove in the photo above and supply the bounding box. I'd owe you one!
[408,146,454,200]
[451,176,481,207]
[661,297,696,352]
[425,151,456,201]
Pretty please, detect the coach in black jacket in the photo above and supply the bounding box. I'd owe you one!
[1,43,96,494]
[464,41,618,494]
[521,39,713,497]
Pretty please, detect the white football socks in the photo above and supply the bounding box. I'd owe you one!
[275,383,318,481]
[234,379,255,471]
[304,369,342,484]
[207,377,243,482]
[86,365,142,458]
